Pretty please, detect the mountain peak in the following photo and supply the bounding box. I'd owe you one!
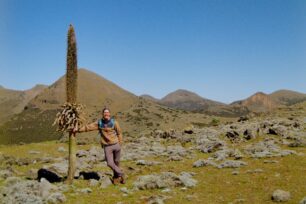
[253,91,267,96]
[161,89,203,102]
[269,89,306,106]
[28,84,48,91]
[232,91,276,112]
[140,94,159,102]
[29,68,138,113]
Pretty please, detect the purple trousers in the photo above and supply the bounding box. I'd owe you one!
[103,143,123,177]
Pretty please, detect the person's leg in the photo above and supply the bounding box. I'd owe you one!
[113,157,118,178]
[104,144,123,178]
[113,143,125,184]
[113,144,121,167]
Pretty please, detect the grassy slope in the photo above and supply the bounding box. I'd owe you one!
[0,137,305,204]
[0,93,305,203]
[0,108,62,144]
[269,90,306,106]
[0,85,47,125]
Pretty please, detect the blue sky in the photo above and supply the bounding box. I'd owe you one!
[1,0,306,103]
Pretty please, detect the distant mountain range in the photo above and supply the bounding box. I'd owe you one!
[141,89,306,115]
[1,68,306,144]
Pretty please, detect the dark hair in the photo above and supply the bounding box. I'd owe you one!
[102,107,110,113]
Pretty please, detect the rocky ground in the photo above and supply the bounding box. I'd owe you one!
[0,111,306,203]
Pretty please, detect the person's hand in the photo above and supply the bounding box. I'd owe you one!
[72,127,79,134]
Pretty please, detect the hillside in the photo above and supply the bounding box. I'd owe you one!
[159,89,225,111]
[269,89,306,106]
[0,85,46,124]
[28,68,138,113]
[1,69,227,145]
[231,92,277,113]
[0,96,305,204]
[0,68,138,144]
[139,94,159,102]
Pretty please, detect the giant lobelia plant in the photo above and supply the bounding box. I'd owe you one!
[53,25,86,184]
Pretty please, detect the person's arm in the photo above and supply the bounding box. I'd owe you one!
[114,121,123,145]
[77,121,99,133]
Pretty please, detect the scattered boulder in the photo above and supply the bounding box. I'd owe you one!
[271,189,291,202]
[226,131,241,143]
[80,188,92,194]
[39,178,58,199]
[89,179,99,187]
[246,169,264,174]
[136,160,162,166]
[263,160,279,164]
[46,192,66,204]
[167,155,183,161]
[57,147,66,152]
[133,172,197,190]
[1,177,65,204]
[288,138,306,147]
[212,148,243,161]
[152,129,178,139]
[166,145,187,157]
[26,168,39,180]
[29,150,41,155]
[120,187,130,194]
[183,126,194,134]
[178,172,197,187]
[217,160,247,168]
[76,150,88,157]
[238,116,249,122]
[268,125,288,138]
[243,129,255,140]
[144,195,169,204]
[88,146,105,162]
[44,161,68,177]
[193,159,217,168]
[100,176,112,189]
[15,157,33,166]
[300,197,306,204]
[244,140,296,158]
[0,169,13,179]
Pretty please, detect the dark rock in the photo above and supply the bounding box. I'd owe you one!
[238,116,249,122]
[243,129,255,140]
[226,131,241,143]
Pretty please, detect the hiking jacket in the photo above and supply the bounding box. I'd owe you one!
[79,119,122,145]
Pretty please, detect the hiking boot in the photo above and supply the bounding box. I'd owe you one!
[112,177,120,185]
[119,176,126,184]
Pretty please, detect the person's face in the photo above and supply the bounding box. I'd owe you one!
[103,110,111,120]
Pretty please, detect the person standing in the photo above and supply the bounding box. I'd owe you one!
[76,108,125,184]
